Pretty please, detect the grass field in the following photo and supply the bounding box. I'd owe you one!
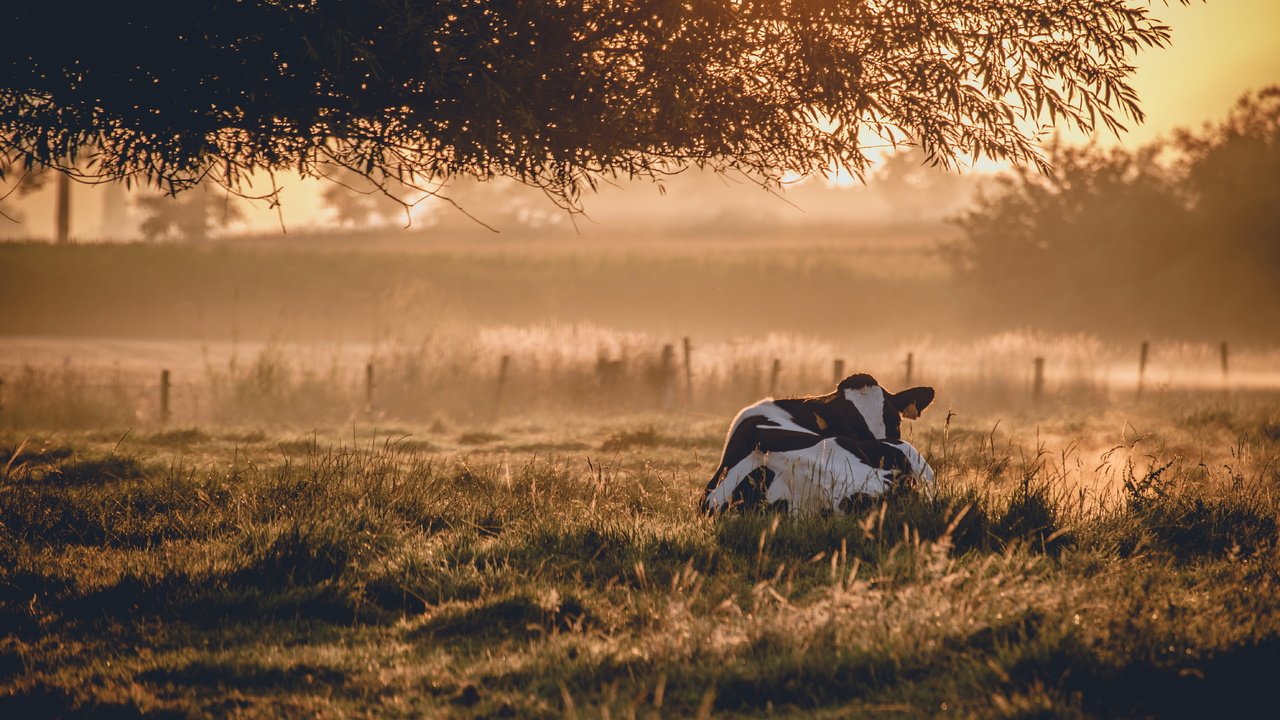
[0,236,951,345]
[3,239,1278,717]
[3,389,1279,718]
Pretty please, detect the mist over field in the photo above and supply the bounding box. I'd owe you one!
[3,3,1280,717]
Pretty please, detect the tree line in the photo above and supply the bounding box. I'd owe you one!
[944,87,1280,339]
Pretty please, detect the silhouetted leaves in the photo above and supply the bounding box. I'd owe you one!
[3,1,1180,209]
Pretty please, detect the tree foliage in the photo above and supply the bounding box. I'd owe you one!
[321,169,407,227]
[2,1,1179,208]
[945,86,1280,338]
[137,185,245,241]
[870,146,971,218]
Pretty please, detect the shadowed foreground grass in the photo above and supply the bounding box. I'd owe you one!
[1,405,1279,718]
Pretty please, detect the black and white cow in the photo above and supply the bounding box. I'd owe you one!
[701,373,935,514]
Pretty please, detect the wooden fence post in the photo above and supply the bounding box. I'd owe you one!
[682,337,694,402]
[495,355,511,415]
[832,358,845,385]
[1220,342,1230,392]
[905,352,914,387]
[365,362,375,413]
[1032,357,1044,402]
[769,359,781,397]
[160,369,171,422]
[1137,341,1149,399]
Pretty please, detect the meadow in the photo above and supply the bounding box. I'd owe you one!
[2,369,1279,717]
[0,234,950,344]
[2,239,1279,717]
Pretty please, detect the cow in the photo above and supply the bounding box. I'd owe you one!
[700,373,935,514]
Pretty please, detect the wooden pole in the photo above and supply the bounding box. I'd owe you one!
[160,369,171,422]
[495,355,511,415]
[1220,341,1230,392]
[1137,341,1149,399]
[55,172,71,245]
[905,352,914,387]
[768,359,781,397]
[832,358,845,385]
[365,362,375,412]
[682,337,694,401]
[1032,357,1044,402]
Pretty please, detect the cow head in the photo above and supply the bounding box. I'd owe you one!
[836,373,935,440]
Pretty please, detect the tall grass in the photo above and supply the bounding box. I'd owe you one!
[1,401,1277,717]
[3,327,1278,428]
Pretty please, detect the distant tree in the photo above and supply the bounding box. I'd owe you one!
[1,1,1183,212]
[947,141,1188,319]
[320,169,406,227]
[427,177,569,231]
[943,87,1280,338]
[871,147,972,221]
[1175,87,1280,273]
[0,164,74,243]
[137,184,244,242]
[0,165,47,225]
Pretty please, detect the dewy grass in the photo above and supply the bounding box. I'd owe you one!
[0,397,1278,717]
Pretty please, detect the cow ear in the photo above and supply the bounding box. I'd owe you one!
[890,387,935,419]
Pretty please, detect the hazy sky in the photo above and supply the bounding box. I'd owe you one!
[1110,0,1280,146]
[4,0,1279,239]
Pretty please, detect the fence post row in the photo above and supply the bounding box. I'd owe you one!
[33,344,1250,425]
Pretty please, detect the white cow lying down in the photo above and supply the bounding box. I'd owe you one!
[700,372,936,514]
[701,437,934,514]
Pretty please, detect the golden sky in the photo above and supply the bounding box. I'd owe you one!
[1113,0,1280,146]
[4,0,1279,238]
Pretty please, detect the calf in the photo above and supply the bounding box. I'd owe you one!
[700,373,935,514]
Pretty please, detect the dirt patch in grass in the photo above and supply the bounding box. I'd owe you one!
[48,455,147,486]
[144,428,211,447]
[420,591,595,643]
[458,431,503,446]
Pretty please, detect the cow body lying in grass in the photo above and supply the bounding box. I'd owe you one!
[701,373,935,514]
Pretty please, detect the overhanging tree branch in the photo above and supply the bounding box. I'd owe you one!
[1,1,1185,211]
